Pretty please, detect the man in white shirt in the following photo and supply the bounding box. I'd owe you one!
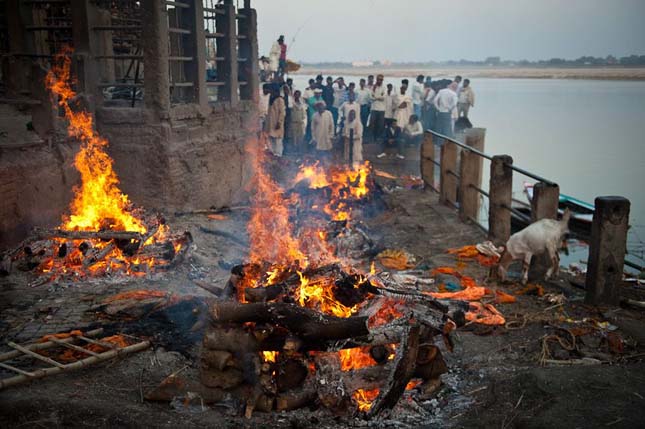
[422,82,436,130]
[411,75,425,119]
[394,84,413,129]
[384,83,396,129]
[332,77,348,133]
[402,114,424,146]
[433,82,458,146]
[311,101,335,160]
[356,78,371,132]
[369,74,387,143]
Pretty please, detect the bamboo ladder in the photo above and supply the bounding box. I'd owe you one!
[0,328,150,389]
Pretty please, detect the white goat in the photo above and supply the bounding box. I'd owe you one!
[498,209,571,284]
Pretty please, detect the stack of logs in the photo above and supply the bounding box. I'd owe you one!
[194,264,463,417]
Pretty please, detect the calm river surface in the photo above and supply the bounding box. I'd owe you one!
[290,75,645,266]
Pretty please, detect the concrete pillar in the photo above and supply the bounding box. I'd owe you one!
[4,0,31,97]
[488,155,513,245]
[458,128,485,222]
[585,197,630,306]
[439,142,458,206]
[238,7,259,102]
[420,133,435,191]
[95,8,115,83]
[215,2,239,105]
[142,0,170,113]
[531,182,559,222]
[181,0,207,108]
[70,0,102,108]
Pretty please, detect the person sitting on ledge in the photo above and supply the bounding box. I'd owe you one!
[377,118,404,159]
[402,114,424,146]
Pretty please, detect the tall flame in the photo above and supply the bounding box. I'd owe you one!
[246,137,305,265]
[45,47,145,233]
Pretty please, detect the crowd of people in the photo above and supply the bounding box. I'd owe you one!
[259,59,475,166]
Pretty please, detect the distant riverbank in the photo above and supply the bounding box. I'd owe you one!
[294,66,645,81]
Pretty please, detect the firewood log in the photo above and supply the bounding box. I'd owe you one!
[34,228,142,242]
[276,358,308,392]
[210,301,369,341]
[203,325,260,354]
[201,350,235,371]
[276,386,317,411]
[200,366,244,389]
[366,324,420,418]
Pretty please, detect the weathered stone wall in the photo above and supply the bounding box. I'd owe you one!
[0,102,258,249]
[0,144,78,247]
[97,101,257,212]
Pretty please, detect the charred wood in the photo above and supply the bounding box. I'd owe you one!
[210,301,369,341]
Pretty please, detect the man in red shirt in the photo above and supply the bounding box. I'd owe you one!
[278,35,287,77]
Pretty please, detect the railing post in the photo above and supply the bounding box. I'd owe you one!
[489,155,513,244]
[420,133,435,191]
[585,197,630,306]
[528,182,560,280]
[459,128,486,222]
[215,0,239,105]
[238,6,259,102]
[181,0,207,108]
[531,182,559,222]
[142,0,170,113]
[439,142,458,206]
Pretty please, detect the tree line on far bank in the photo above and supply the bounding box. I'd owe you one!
[302,55,645,68]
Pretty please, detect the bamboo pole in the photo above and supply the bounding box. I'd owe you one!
[0,329,104,363]
[0,341,151,390]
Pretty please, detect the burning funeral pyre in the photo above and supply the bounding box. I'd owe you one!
[191,142,466,418]
[2,49,190,284]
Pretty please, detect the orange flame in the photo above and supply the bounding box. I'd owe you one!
[338,346,376,371]
[353,388,380,412]
[262,351,278,363]
[45,47,145,234]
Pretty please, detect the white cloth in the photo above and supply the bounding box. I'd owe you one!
[404,121,423,136]
[411,81,424,106]
[258,90,270,118]
[302,86,315,101]
[434,88,458,113]
[356,87,371,106]
[269,41,280,72]
[340,101,360,120]
[424,88,436,104]
[394,93,413,126]
[384,91,397,119]
[370,84,387,111]
[291,100,308,128]
[332,83,347,109]
[343,119,363,164]
[311,110,334,151]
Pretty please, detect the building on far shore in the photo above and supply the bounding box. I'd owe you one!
[352,61,374,68]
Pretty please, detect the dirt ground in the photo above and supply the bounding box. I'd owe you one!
[1,143,645,428]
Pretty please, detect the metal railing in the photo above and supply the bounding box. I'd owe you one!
[421,128,636,304]
[422,128,561,244]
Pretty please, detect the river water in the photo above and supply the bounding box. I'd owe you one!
[288,75,645,268]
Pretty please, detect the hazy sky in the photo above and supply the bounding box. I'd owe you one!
[252,0,645,62]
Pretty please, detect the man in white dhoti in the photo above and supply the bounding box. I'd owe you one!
[394,84,413,129]
[311,101,335,161]
[342,109,363,168]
